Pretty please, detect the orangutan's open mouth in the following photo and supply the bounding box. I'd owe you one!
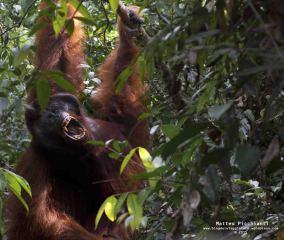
[62,114,86,141]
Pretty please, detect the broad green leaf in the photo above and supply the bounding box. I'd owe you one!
[7,182,28,211]
[181,136,203,165]
[36,77,51,111]
[68,0,92,19]
[109,0,119,13]
[138,147,156,187]
[45,0,57,8]
[196,80,217,112]
[87,140,105,147]
[208,100,233,120]
[52,0,67,37]
[127,193,143,231]
[132,166,167,181]
[120,148,137,174]
[137,189,152,205]
[161,124,180,139]
[235,145,260,176]
[2,169,31,198]
[157,122,208,159]
[114,193,128,216]
[118,140,129,150]
[74,16,96,25]
[112,140,121,152]
[115,67,133,94]
[138,147,155,171]
[104,196,117,222]
[66,19,75,36]
[138,112,152,121]
[95,198,108,229]
[49,72,75,92]
[95,195,118,229]
[2,169,32,212]
[234,179,251,187]
[13,45,31,66]
[108,152,120,160]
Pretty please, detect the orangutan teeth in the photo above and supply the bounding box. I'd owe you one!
[61,114,86,141]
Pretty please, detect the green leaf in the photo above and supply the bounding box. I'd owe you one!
[235,145,260,176]
[47,71,75,92]
[115,66,133,94]
[114,193,128,216]
[132,166,167,181]
[108,152,120,160]
[74,16,96,25]
[13,45,31,66]
[181,136,203,165]
[112,140,121,152]
[119,140,129,150]
[196,80,217,112]
[2,169,32,212]
[95,198,107,229]
[68,0,92,19]
[108,0,119,13]
[36,77,51,111]
[52,0,68,37]
[127,193,143,231]
[138,147,155,171]
[138,112,152,121]
[66,19,75,36]
[87,140,105,146]
[120,148,137,174]
[161,124,180,139]
[157,122,208,159]
[104,196,117,222]
[208,100,234,120]
[95,195,117,229]
[137,189,152,205]
[44,0,56,8]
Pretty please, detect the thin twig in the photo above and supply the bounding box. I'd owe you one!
[100,0,110,47]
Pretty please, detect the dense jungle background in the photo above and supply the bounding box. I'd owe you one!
[0,0,284,239]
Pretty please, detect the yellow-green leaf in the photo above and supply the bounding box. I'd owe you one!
[109,0,119,13]
[104,196,117,222]
[95,198,107,229]
[138,147,154,171]
[120,148,138,174]
[2,169,32,212]
[127,193,143,231]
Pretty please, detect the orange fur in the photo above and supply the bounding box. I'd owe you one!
[93,15,149,149]
[28,1,85,102]
[6,2,148,240]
